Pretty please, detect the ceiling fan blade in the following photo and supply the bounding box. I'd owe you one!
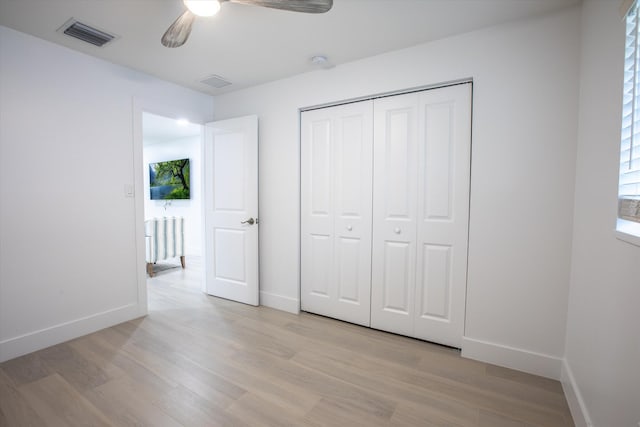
[161,10,196,48]
[228,0,333,14]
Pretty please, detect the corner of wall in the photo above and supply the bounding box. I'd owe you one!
[461,336,563,380]
[561,358,592,427]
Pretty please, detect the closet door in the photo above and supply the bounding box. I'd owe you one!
[413,84,471,348]
[370,92,420,337]
[371,84,471,348]
[301,101,373,326]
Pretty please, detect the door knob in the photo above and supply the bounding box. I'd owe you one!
[241,218,255,225]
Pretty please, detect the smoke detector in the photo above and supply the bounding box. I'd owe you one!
[310,55,334,69]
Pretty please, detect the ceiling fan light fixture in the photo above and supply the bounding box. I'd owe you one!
[183,0,221,17]
[163,0,333,49]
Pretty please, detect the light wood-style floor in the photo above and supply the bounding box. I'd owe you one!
[0,256,574,426]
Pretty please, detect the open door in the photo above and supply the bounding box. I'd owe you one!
[204,115,259,305]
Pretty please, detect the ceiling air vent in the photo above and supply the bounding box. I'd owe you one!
[201,74,232,89]
[57,18,117,47]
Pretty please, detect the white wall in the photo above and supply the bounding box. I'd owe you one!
[0,25,213,362]
[562,2,640,427]
[212,7,581,378]
[143,136,203,256]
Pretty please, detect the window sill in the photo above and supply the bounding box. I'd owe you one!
[615,218,640,247]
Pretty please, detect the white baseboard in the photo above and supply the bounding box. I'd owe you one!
[461,336,563,380]
[259,291,299,314]
[0,303,143,363]
[561,359,592,427]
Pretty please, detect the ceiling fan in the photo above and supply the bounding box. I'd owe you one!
[162,0,333,48]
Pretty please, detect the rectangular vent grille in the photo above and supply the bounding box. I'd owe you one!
[58,19,116,47]
[201,74,232,89]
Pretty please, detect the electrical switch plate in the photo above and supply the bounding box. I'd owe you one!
[124,184,134,198]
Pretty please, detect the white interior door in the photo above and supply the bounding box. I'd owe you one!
[301,101,373,326]
[204,115,259,305]
[371,84,471,347]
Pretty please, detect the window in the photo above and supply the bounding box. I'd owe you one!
[618,0,640,245]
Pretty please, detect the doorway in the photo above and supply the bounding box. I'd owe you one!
[141,112,205,285]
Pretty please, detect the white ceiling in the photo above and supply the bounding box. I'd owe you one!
[143,112,202,145]
[0,0,579,96]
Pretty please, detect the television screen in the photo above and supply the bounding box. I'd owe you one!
[149,158,190,200]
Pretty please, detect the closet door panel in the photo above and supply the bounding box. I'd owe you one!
[310,121,332,220]
[385,110,414,217]
[336,115,367,216]
[382,241,412,313]
[308,234,332,298]
[414,84,471,348]
[336,237,362,303]
[419,244,452,319]
[301,114,335,317]
[423,102,453,220]
[371,93,419,336]
[332,102,373,325]
[301,101,373,326]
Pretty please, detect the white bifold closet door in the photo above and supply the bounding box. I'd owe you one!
[370,84,471,348]
[300,100,374,327]
[301,83,471,348]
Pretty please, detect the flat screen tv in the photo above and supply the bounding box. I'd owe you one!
[149,158,190,200]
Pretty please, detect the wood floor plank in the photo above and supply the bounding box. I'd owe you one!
[151,383,250,427]
[303,395,394,427]
[0,256,574,426]
[76,331,180,399]
[17,373,113,427]
[0,352,51,387]
[284,316,424,368]
[478,408,538,427]
[485,364,565,394]
[390,401,476,427]
[182,345,323,418]
[120,337,246,408]
[0,369,47,427]
[86,377,181,427]
[38,342,114,392]
[226,392,311,427]
[230,346,398,420]
[66,338,126,382]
